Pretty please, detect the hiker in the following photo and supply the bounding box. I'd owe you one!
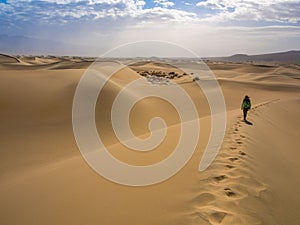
[241,95,251,121]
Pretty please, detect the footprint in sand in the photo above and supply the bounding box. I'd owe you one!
[213,175,227,182]
[239,151,246,156]
[240,135,246,138]
[224,188,236,197]
[210,211,227,223]
[237,141,243,144]
[225,165,235,169]
[230,147,237,150]
[229,157,239,162]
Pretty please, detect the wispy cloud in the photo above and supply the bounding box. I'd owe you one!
[0,0,299,56]
[3,0,299,25]
[1,0,195,23]
[154,0,175,8]
[196,0,300,23]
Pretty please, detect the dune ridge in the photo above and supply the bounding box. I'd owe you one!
[0,54,300,225]
[186,100,280,225]
[0,54,20,63]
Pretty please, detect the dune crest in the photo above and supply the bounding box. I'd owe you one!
[0,54,300,225]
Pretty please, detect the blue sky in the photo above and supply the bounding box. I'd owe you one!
[0,0,299,56]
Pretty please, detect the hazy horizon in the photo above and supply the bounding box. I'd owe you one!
[1,47,299,59]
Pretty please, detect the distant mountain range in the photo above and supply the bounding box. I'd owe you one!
[206,50,300,64]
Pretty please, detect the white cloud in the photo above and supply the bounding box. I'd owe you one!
[41,0,83,4]
[4,0,195,23]
[4,0,300,24]
[8,0,83,3]
[184,2,192,6]
[196,0,300,23]
[154,0,175,8]
[1,0,300,56]
[136,0,146,9]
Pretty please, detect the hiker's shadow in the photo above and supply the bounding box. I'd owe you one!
[244,120,253,125]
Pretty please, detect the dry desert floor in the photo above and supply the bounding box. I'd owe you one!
[0,55,300,225]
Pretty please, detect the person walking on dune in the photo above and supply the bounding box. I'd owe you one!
[241,95,251,121]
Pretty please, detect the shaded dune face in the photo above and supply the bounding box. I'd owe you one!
[95,66,182,166]
[0,54,20,63]
[0,55,300,225]
[95,64,209,167]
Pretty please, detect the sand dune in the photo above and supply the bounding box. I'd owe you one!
[0,55,300,225]
[0,55,93,70]
[0,54,19,63]
[187,99,300,224]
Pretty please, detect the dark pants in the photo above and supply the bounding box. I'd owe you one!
[243,108,249,121]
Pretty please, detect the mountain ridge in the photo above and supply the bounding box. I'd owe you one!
[207,50,300,64]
